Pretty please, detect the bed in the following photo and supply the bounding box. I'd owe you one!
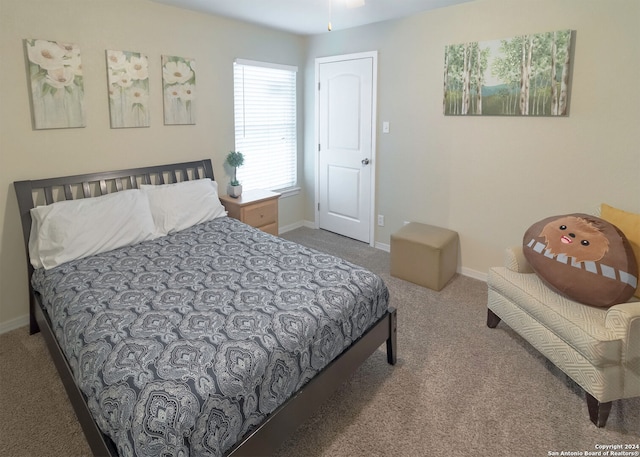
[14,159,397,457]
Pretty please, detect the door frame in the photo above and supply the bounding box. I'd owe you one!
[314,51,378,246]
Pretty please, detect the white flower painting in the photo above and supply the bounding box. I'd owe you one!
[162,55,196,125]
[25,38,86,129]
[106,50,150,128]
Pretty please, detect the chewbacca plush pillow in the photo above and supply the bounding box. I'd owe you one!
[523,214,638,307]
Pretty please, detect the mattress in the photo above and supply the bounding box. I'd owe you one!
[31,217,389,457]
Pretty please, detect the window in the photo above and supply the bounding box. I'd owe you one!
[233,59,297,192]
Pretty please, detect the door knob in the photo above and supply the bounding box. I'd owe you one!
[361,158,370,165]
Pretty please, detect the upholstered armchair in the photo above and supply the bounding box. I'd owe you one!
[487,245,640,427]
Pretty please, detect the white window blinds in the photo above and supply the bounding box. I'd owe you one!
[233,59,297,191]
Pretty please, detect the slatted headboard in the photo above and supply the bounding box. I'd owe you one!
[13,158,214,333]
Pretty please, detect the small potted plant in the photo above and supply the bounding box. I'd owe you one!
[226,150,244,198]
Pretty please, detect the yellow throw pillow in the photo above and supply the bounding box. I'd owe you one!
[601,203,640,299]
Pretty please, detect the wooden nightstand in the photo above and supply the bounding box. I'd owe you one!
[219,189,281,236]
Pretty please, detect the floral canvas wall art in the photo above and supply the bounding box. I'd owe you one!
[106,50,150,128]
[25,38,86,129]
[443,29,574,116]
[162,55,196,125]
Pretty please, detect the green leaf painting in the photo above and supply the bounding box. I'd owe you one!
[106,50,150,128]
[443,30,574,116]
[25,38,86,129]
[162,55,196,125]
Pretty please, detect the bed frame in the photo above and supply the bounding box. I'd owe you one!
[14,158,397,457]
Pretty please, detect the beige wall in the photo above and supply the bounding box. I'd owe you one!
[1,0,639,330]
[304,0,640,278]
[0,0,307,329]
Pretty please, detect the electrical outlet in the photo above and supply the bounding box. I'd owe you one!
[377,215,384,226]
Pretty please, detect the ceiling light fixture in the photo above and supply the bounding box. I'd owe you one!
[345,0,365,8]
[328,0,366,32]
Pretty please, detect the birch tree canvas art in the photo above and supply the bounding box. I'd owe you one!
[162,55,196,125]
[106,50,150,128]
[443,30,574,116]
[25,38,86,129]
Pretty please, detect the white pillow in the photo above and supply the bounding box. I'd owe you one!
[29,189,158,270]
[140,178,226,236]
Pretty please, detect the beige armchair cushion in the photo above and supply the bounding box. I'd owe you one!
[490,267,622,368]
[503,245,534,273]
[488,246,640,403]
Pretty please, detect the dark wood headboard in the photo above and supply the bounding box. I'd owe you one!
[13,158,214,333]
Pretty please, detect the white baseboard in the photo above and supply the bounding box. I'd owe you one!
[278,220,316,234]
[0,314,28,335]
[375,241,390,252]
[460,267,487,282]
[374,241,487,281]
[282,224,488,283]
[375,241,487,282]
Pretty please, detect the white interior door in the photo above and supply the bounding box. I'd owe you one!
[317,53,376,243]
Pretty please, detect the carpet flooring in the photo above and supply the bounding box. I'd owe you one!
[1,227,638,456]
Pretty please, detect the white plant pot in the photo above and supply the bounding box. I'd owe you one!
[228,184,242,198]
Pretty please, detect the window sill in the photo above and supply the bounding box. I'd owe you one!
[275,186,301,199]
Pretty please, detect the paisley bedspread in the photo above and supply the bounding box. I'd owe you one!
[31,217,389,457]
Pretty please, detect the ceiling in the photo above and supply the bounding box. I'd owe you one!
[150,0,476,35]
